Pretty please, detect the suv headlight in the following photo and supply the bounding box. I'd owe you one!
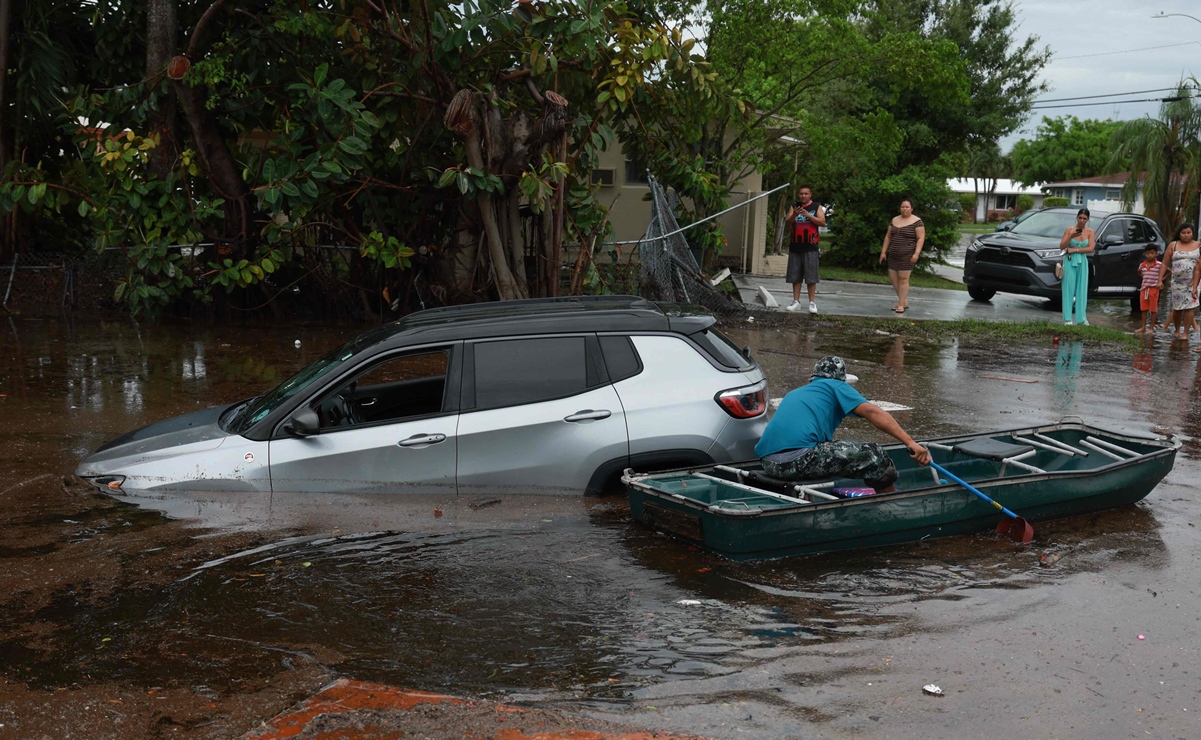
[1035,249,1064,259]
[966,239,982,253]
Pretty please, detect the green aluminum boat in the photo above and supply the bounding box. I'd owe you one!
[622,421,1180,561]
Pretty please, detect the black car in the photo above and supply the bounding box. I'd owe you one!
[963,207,1165,310]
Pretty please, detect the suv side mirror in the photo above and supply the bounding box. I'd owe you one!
[1101,234,1123,247]
[284,407,320,437]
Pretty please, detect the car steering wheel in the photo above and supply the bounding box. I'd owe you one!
[324,392,362,428]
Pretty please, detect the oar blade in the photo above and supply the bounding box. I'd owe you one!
[996,517,1034,543]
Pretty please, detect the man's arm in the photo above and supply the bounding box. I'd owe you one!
[808,204,827,226]
[852,402,931,464]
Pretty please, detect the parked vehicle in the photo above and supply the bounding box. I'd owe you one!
[994,207,1043,232]
[963,207,1165,310]
[75,296,768,497]
[625,422,1178,560]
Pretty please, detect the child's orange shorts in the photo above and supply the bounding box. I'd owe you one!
[1140,287,1160,312]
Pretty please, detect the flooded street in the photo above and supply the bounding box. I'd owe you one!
[1,316,1200,739]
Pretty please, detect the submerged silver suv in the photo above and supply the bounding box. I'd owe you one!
[76,296,768,496]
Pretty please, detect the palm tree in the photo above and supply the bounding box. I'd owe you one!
[1108,81,1201,235]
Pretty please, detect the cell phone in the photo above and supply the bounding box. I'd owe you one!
[1075,227,1082,234]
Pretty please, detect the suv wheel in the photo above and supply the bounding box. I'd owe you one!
[967,286,996,302]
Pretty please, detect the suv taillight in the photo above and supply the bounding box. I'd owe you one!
[715,380,767,419]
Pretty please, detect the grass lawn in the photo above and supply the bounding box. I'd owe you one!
[819,265,966,291]
[730,313,1140,350]
[957,223,997,234]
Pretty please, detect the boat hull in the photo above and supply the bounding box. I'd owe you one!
[625,423,1179,560]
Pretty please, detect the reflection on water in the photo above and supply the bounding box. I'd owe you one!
[1052,340,1083,414]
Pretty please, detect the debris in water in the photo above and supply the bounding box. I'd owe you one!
[677,599,702,606]
[294,339,302,348]
[922,684,944,697]
[1040,552,1063,567]
[433,507,443,518]
[469,498,502,511]
[1138,634,1146,640]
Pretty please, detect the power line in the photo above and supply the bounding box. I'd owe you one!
[1030,95,1195,111]
[1057,40,1201,59]
[1034,87,1191,104]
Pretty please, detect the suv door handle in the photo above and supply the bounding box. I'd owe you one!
[564,409,612,423]
[398,433,446,447]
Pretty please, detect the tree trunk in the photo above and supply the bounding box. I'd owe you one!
[146,0,177,179]
[462,134,520,301]
[173,80,251,247]
[547,136,567,296]
[505,189,528,297]
[0,0,13,257]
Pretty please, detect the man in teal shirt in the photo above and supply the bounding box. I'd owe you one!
[756,356,931,492]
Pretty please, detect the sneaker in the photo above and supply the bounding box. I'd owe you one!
[786,300,801,312]
[808,301,818,314]
[1081,320,1089,326]
[1064,320,1073,326]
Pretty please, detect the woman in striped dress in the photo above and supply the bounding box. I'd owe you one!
[878,197,925,313]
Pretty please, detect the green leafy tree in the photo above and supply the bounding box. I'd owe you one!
[1,0,725,314]
[1010,116,1125,186]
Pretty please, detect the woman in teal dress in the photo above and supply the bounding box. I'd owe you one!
[1058,208,1095,325]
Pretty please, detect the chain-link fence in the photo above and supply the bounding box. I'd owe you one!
[636,174,754,317]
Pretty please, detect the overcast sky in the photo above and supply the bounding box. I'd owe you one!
[1002,0,1201,151]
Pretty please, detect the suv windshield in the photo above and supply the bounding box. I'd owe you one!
[222,339,364,434]
[1011,210,1104,238]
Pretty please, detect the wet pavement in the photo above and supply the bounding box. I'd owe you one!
[0,316,1199,738]
[734,274,1144,332]
[737,231,1147,332]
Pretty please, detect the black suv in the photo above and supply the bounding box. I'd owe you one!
[963,207,1165,310]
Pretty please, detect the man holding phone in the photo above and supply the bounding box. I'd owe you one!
[785,185,827,313]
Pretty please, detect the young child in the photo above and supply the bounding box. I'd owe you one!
[1136,244,1162,334]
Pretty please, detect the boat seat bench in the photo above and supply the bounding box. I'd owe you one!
[951,437,1034,461]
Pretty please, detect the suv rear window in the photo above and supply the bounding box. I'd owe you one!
[689,327,753,370]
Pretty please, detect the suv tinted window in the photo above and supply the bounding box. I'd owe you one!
[1099,219,1126,244]
[599,335,642,382]
[1129,219,1154,243]
[473,337,589,409]
[689,327,752,370]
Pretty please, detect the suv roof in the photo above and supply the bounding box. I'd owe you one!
[358,295,719,348]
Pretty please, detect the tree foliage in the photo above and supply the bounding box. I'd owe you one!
[0,0,1048,314]
[1107,83,1201,235]
[1010,116,1125,187]
[1,0,725,314]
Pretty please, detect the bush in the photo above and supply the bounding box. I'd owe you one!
[1016,194,1034,213]
[823,164,957,270]
[956,192,976,218]
[1045,196,1069,207]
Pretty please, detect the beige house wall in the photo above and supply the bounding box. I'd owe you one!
[592,145,769,274]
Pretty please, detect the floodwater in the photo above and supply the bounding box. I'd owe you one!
[1,316,1200,739]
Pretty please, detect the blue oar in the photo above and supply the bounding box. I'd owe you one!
[929,461,1034,543]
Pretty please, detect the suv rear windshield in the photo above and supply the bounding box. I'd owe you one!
[690,327,754,370]
[1011,210,1104,238]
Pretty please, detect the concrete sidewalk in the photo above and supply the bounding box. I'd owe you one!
[734,273,1140,332]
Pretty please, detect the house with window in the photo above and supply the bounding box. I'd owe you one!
[947,178,1045,221]
[589,148,771,274]
[1041,174,1145,214]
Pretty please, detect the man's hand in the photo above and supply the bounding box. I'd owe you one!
[908,444,931,466]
